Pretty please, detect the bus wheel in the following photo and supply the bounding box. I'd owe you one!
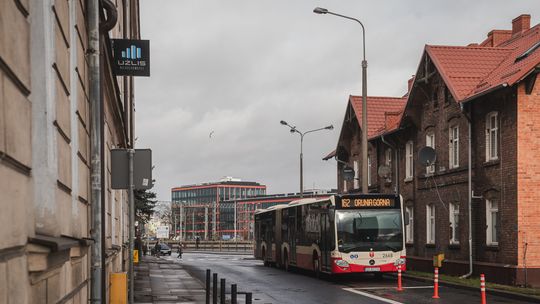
[313,258,320,278]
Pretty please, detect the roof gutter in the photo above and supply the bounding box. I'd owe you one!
[460,83,507,104]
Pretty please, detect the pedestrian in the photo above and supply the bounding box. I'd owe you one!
[195,236,200,249]
[153,240,161,257]
[177,242,183,259]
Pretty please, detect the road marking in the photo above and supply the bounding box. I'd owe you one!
[343,288,403,304]
[353,285,433,290]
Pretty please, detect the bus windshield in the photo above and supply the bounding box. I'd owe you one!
[336,209,403,253]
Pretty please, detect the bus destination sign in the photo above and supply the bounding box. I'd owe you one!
[337,195,398,209]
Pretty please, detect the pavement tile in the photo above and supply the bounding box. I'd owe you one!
[134,256,206,304]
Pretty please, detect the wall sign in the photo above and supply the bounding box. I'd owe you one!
[112,39,150,76]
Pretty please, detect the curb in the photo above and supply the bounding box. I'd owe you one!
[395,273,540,303]
[183,250,253,256]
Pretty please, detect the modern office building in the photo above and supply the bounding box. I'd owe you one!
[171,177,266,240]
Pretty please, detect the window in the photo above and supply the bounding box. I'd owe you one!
[405,206,414,243]
[367,155,372,186]
[405,141,414,179]
[486,199,499,245]
[486,112,499,161]
[342,178,347,193]
[449,126,459,169]
[385,148,392,167]
[449,203,459,244]
[354,160,359,189]
[432,88,439,108]
[426,133,436,174]
[426,204,436,244]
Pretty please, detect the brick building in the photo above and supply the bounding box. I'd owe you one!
[1,0,140,303]
[328,15,540,286]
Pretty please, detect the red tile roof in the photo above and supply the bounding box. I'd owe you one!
[426,22,540,102]
[322,149,336,161]
[349,95,407,139]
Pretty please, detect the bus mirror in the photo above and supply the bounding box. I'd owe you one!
[404,212,410,225]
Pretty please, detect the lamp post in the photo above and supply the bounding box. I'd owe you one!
[313,7,369,194]
[280,120,333,197]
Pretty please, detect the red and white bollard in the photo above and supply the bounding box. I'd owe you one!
[432,267,440,299]
[480,274,487,304]
[397,265,403,291]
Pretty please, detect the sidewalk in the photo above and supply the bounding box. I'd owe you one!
[134,255,206,303]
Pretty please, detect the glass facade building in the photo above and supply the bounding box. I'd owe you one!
[171,180,266,240]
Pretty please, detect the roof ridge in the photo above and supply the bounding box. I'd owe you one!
[350,95,406,100]
[427,44,512,51]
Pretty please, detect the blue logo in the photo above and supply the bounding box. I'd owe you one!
[121,45,142,60]
[350,254,358,259]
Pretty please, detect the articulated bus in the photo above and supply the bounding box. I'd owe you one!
[254,194,406,275]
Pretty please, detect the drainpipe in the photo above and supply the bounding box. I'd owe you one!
[381,135,399,194]
[460,103,473,279]
[88,0,102,302]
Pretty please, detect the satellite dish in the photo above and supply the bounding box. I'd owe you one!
[343,166,355,181]
[419,146,437,166]
[378,165,391,179]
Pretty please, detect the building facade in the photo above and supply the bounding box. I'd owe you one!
[1,0,140,303]
[329,15,540,286]
[171,178,267,240]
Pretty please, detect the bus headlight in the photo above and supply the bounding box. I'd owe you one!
[335,259,349,268]
[394,258,406,266]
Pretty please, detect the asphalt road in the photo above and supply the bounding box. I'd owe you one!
[163,252,538,304]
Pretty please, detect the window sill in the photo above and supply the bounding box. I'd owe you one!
[448,244,461,250]
[404,177,413,183]
[425,243,436,248]
[485,244,499,251]
[483,159,500,167]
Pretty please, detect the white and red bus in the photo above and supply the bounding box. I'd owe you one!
[254,194,406,275]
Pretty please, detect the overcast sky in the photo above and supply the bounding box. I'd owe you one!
[136,0,538,201]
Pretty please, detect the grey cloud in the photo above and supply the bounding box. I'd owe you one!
[136,0,539,200]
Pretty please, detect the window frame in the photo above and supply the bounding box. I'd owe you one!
[367,155,372,186]
[449,202,460,244]
[485,112,499,162]
[405,141,414,179]
[353,160,359,189]
[405,205,414,243]
[486,199,499,246]
[426,133,436,174]
[449,125,459,169]
[426,204,436,244]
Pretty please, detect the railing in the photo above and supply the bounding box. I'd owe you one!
[149,241,254,252]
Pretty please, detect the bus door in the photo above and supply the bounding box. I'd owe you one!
[288,207,297,264]
[320,212,331,271]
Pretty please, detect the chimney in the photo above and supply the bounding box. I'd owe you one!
[512,14,531,36]
[407,75,415,93]
[483,30,512,47]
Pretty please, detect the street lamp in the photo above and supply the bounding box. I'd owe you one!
[313,7,369,194]
[280,120,333,198]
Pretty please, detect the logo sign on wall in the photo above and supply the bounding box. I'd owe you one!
[112,39,150,76]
